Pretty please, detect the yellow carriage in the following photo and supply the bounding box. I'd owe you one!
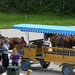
[12,24,75,75]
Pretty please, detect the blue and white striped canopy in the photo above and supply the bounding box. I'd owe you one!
[12,24,75,35]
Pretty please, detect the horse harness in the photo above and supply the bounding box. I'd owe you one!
[67,35,72,44]
[51,35,72,46]
[50,35,60,46]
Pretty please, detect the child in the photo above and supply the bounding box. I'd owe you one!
[26,69,32,75]
[10,48,20,66]
[0,61,6,75]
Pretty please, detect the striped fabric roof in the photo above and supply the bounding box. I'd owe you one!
[12,24,75,35]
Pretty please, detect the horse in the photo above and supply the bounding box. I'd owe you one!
[8,37,22,49]
[45,33,75,48]
[0,34,22,49]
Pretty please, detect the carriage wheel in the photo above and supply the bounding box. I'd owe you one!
[62,64,73,75]
[40,59,50,68]
[21,59,31,71]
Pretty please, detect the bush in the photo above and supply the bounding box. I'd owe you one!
[0,0,75,14]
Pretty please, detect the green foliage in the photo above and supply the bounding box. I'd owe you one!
[0,12,75,29]
[0,0,75,14]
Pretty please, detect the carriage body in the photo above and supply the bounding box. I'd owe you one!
[12,24,75,75]
[15,39,46,59]
[43,46,75,63]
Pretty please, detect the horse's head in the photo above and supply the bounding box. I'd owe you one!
[45,33,49,41]
[45,33,53,41]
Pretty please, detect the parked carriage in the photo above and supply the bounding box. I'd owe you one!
[12,24,75,75]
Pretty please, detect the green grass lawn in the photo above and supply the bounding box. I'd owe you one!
[0,12,75,29]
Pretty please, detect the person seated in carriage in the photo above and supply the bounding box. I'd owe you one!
[18,37,27,51]
[17,37,27,55]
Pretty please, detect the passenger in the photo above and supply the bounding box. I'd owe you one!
[10,48,20,66]
[0,61,6,75]
[2,39,10,69]
[26,69,32,75]
[18,37,27,51]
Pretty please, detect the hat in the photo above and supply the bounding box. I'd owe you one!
[5,39,9,43]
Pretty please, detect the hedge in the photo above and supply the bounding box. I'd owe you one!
[0,0,75,14]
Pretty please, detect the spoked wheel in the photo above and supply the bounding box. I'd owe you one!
[40,59,50,68]
[62,64,73,75]
[21,59,31,71]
